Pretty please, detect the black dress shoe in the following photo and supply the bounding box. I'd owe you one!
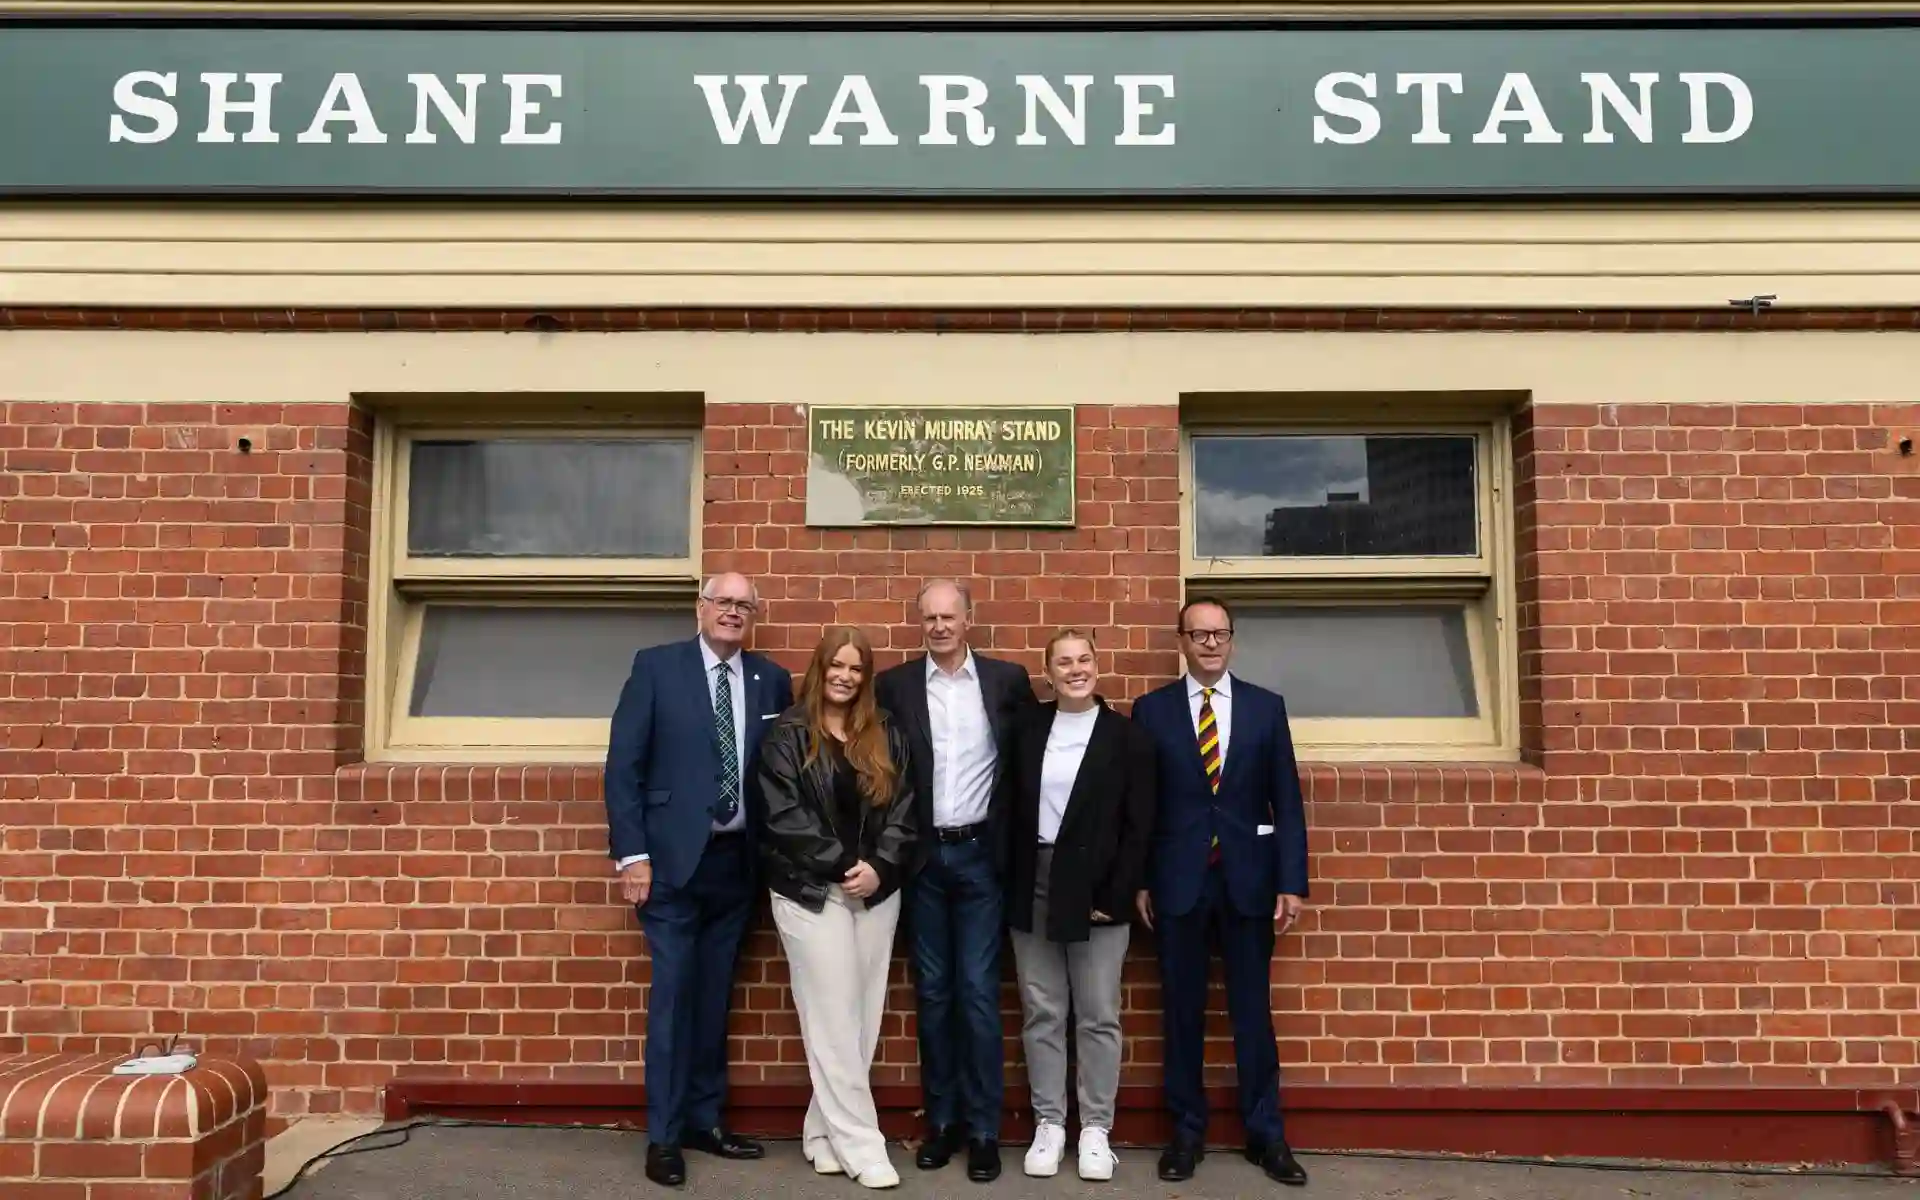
[645,1143,686,1187]
[1158,1136,1203,1181]
[685,1127,764,1160]
[966,1138,1002,1182]
[916,1124,965,1169]
[1254,1141,1308,1187]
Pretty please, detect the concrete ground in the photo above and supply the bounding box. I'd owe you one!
[274,1122,1918,1200]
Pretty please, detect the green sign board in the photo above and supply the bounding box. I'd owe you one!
[4,17,1920,196]
[807,407,1075,526]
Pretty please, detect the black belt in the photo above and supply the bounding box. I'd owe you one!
[934,822,987,843]
[709,829,747,843]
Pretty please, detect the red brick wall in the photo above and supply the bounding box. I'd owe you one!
[4,378,1918,1120]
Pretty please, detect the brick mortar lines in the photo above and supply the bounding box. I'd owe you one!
[9,307,1920,332]
[6,391,1920,1114]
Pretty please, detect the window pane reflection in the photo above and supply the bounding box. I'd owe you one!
[408,438,694,558]
[1192,434,1476,559]
[410,605,687,718]
[1230,604,1478,719]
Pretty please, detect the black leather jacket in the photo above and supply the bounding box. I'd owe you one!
[755,708,919,911]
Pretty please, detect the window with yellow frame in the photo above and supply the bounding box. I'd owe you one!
[1180,396,1519,762]
[366,403,703,763]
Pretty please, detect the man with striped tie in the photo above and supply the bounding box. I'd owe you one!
[605,573,794,1187]
[1131,596,1311,1188]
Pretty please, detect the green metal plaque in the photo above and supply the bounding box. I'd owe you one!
[806,407,1075,526]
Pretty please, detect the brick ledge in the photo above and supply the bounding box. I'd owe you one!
[383,1074,1920,1171]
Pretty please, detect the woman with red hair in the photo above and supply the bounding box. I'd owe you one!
[756,625,920,1189]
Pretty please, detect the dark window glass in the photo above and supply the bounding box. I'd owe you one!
[1192,434,1477,559]
[408,437,693,558]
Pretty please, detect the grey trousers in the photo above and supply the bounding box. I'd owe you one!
[1008,845,1131,1129]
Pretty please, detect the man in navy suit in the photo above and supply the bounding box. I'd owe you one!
[605,572,794,1188]
[1131,595,1310,1188]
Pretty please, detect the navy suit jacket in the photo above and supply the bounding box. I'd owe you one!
[1131,674,1310,919]
[603,636,795,892]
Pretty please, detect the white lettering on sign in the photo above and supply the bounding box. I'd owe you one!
[1015,75,1090,146]
[1679,72,1753,143]
[808,75,899,146]
[688,74,1177,146]
[1309,69,1754,146]
[407,73,485,144]
[199,72,283,143]
[103,65,1755,154]
[297,72,388,144]
[109,71,179,143]
[693,74,808,145]
[107,70,566,145]
[920,75,996,146]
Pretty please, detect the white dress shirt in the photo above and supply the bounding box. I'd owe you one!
[1185,671,1234,768]
[926,649,997,828]
[614,637,745,872]
[1037,704,1099,845]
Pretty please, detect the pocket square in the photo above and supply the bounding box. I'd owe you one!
[760,713,779,720]
[1256,824,1275,836]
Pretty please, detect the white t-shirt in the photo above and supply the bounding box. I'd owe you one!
[1037,705,1100,845]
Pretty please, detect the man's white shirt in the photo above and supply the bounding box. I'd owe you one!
[1184,670,1234,766]
[927,649,997,828]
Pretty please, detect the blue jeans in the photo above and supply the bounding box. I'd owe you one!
[908,836,1005,1139]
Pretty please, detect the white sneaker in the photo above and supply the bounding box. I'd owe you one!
[855,1161,900,1189]
[1024,1120,1067,1177]
[1078,1126,1117,1181]
[808,1142,843,1175]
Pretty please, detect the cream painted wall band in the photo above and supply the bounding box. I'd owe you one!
[5,329,1920,408]
[10,205,1920,310]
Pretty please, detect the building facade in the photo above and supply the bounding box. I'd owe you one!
[2,0,1917,1166]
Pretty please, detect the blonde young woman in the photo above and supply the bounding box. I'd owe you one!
[998,628,1158,1180]
[756,626,920,1189]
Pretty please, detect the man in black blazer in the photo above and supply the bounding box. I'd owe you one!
[874,579,1036,1183]
[1130,595,1311,1188]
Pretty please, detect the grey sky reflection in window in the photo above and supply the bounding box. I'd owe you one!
[410,606,687,718]
[1231,605,1478,719]
[408,438,693,558]
[1192,434,1477,558]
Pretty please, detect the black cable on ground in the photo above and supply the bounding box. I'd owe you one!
[264,1114,1910,1197]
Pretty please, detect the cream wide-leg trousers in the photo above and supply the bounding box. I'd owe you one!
[770,885,902,1178]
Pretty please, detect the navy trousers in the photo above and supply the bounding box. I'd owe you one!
[1157,863,1287,1146]
[638,833,754,1146]
[907,836,1005,1139]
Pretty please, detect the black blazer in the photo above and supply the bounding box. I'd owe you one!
[874,650,1038,867]
[1000,698,1158,944]
[754,709,920,911]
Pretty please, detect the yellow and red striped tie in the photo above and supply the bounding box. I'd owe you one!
[1198,687,1222,792]
[1198,687,1222,864]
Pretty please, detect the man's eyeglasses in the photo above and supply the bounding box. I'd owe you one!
[703,596,758,615]
[1181,629,1233,646]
